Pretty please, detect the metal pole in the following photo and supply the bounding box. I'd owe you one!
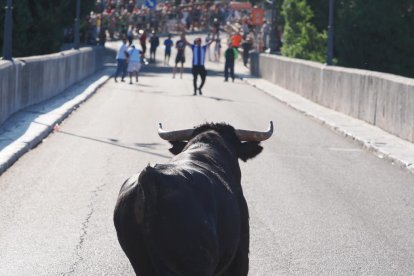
[269,0,278,54]
[327,0,335,65]
[74,0,81,49]
[2,0,13,60]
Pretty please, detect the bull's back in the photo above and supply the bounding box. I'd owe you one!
[154,164,242,273]
[114,165,241,275]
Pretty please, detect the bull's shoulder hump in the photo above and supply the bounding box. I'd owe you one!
[117,166,159,197]
[117,172,140,199]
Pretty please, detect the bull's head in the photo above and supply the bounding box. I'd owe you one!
[158,122,274,161]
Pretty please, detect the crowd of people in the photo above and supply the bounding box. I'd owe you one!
[113,27,256,93]
[73,0,229,46]
[67,0,276,51]
[105,0,278,94]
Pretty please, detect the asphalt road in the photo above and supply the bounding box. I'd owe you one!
[1,41,414,275]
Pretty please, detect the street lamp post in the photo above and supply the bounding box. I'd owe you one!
[327,0,335,65]
[74,0,81,50]
[2,0,13,60]
[269,0,278,54]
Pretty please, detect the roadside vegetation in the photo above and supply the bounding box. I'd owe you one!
[280,0,414,78]
[0,0,413,78]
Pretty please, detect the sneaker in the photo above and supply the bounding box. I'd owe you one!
[198,88,203,95]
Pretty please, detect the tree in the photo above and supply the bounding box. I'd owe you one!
[281,0,327,63]
[0,0,95,57]
[307,0,329,32]
[335,0,414,78]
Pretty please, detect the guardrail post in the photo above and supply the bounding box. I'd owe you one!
[327,0,335,65]
[269,0,278,54]
[2,0,13,60]
[74,0,81,50]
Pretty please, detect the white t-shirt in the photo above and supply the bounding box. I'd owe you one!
[116,43,128,59]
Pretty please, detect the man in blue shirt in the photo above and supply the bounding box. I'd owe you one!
[164,34,174,66]
[183,33,215,95]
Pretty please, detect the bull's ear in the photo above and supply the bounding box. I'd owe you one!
[168,141,187,155]
[238,142,263,162]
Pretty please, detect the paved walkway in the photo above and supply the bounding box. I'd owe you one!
[235,63,414,174]
[0,40,413,175]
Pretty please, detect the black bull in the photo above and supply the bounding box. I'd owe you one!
[114,122,273,275]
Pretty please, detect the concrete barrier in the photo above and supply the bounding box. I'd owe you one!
[0,47,111,126]
[251,53,414,143]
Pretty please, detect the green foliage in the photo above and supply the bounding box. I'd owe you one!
[281,0,327,63]
[0,0,95,57]
[306,0,328,32]
[280,0,414,77]
[0,0,33,57]
[334,0,414,78]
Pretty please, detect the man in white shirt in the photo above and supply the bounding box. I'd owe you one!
[183,33,215,95]
[261,20,270,51]
[114,38,128,82]
[127,44,142,84]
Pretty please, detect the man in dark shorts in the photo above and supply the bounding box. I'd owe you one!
[183,33,215,95]
[173,34,186,79]
[149,31,160,63]
[164,34,174,66]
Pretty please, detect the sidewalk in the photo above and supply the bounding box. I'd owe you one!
[164,34,414,174]
[232,58,414,174]
[0,69,112,175]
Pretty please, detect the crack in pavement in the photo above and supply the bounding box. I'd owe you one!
[62,181,108,276]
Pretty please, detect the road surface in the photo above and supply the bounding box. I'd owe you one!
[1,39,414,275]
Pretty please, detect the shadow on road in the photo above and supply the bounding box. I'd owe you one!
[56,130,171,159]
[139,63,227,78]
[132,88,234,102]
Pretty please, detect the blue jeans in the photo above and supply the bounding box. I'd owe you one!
[115,59,127,79]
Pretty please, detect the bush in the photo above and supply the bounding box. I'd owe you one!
[281,0,327,63]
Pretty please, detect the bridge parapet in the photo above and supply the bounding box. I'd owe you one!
[0,47,112,127]
[251,53,414,143]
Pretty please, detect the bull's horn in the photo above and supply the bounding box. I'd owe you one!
[157,123,194,141]
[235,121,274,142]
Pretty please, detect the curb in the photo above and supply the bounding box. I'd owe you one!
[243,78,414,175]
[0,69,112,176]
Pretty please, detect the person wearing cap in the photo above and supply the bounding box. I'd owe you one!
[183,33,215,95]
